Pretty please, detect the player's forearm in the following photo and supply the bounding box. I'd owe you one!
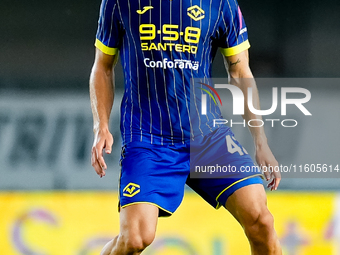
[89,64,114,133]
[229,68,268,147]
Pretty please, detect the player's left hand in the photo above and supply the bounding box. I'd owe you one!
[255,143,281,191]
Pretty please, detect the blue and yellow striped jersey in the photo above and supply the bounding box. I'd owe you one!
[95,0,250,145]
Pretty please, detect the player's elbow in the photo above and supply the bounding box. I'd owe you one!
[229,66,253,79]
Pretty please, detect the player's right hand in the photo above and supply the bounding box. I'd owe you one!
[91,128,114,178]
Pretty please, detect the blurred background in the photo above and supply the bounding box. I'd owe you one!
[0,0,339,254]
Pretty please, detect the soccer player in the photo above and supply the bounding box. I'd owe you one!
[90,0,282,254]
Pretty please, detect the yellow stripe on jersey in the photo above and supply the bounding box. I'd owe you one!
[220,40,250,57]
[95,39,119,55]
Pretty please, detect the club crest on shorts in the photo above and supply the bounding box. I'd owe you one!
[123,183,140,197]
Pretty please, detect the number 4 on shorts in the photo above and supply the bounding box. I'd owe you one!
[225,135,248,155]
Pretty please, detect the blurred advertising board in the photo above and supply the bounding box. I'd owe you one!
[0,92,123,190]
[0,192,338,255]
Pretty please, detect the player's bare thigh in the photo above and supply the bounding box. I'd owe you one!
[225,184,268,225]
[100,204,159,254]
[225,184,281,254]
[119,203,159,246]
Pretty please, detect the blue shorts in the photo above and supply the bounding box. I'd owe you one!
[119,127,263,217]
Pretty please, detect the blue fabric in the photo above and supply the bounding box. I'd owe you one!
[188,126,263,209]
[119,127,263,216]
[96,0,249,145]
[119,141,189,217]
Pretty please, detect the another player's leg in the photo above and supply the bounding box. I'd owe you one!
[100,203,158,255]
[225,184,282,255]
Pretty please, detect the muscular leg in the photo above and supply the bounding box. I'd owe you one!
[100,204,159,255]
[225,184,282,255]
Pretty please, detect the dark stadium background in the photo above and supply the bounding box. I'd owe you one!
[0,0,339,254]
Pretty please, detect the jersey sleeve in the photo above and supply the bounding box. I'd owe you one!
[217,0,250,57]
[95,0,123,55]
